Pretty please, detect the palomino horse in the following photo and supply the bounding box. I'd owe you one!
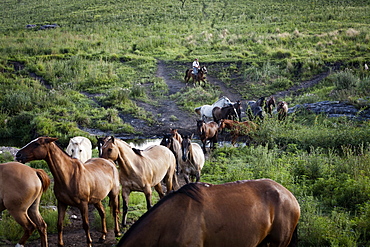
[194,96,232,121]
[277,101,289,120]
[66,136,92,163]
[246,97,265,121]
[100,136,178,226]
[16,137,121,247]
[181,135,205,183]
[219,119,258,145]
[212,104,239,123]
[196,120,219,153]
[265,95,276,117]
[160,134,182,174]
[170,128,182,144]
[184,66,208,86]
[0,162,50,247]
[117,179,300,247]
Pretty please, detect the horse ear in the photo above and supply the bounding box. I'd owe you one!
[44,137,58,144]
[190,133,194,139]
[111,136,115,144]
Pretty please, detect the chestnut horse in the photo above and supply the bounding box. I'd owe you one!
[117,179,300,247]
[219,119,258,145]
[169,128,182,144]
[16,137,121,247]
[184,66,208,86]
[196,120,219,153]
[265,96,276,117]
[66,136,92,163]
[277,101,289,120]
[100,136,178,226]
[0,162,50,247]
[181,135,205,183]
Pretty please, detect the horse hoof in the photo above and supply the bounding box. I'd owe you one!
[98,238,106,243]
[115,232,122,237]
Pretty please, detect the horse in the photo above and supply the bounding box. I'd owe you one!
[277,101,289,120]
[15,137,121,247]
[96,136,110,157]
[169,128,182,144]
[184,66,208,86]
[160,134,182,174]
[194,96,232,121]
[246,97,265,121]
[233,100,242,121]
[116,179,300,247]
[66,136,92,163]
[212,104,239,123]
[265,96,276,117]
[181,135,205,183]
[100,136,178,226]
[0,162,51,247]
[218,119,258,145]
[196,120,219,153]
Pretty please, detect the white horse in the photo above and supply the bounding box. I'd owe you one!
[194,96,232,121]
[66,136,92,163]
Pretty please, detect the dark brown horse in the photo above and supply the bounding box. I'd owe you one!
[16,137,121,247]
[184,66,208,86]
[117,179,300,247]
[212,104,238,123]
[233,100,242,121]
[277,101,289,120]
[218,119,258,145]
[0,162,51,247]
[265,96,276,117]
[196,120,219,153]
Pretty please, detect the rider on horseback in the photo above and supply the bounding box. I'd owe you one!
[192,58,200,77]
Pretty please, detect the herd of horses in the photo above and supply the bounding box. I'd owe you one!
[0,93,297,246]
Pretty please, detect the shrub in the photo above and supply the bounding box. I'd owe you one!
[329,69,358,90]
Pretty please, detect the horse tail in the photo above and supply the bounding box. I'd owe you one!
[288,224,298,247]
[35,169,51,192]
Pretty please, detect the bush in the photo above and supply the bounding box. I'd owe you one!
[329,69,358,90]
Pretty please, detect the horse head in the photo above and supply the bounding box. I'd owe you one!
[100,136,120,162]
[16,137,58,164]
[181,135,193,162]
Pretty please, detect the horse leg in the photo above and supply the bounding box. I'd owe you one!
[108,191,121,237]
[121,188,130,226]
[154,183,165,198]
[143,186,153,210]
[78,201,93,247]
[7,209,36,246]
[93,201,107,242]
[27,197,48,247]
[57,201,68,247]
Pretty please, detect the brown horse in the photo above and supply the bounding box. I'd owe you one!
[196,120,219,153]
[169,128,182,144]
[16,137,121,247]
[219,119,258,145]
[184,66,208,86]
[181,135,205,183]
[0,162,50,247]
[277,101,289,120]
[265,96,276,117]
[212,104,239,123]
[117,179,300,247]
[100,136,178,226]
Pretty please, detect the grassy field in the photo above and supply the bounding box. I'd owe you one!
[1,0,370,246]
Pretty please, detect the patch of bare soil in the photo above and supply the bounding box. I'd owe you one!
[18,60,330,247]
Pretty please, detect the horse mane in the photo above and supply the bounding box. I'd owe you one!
[132,148,143,156]
[54,140,74,157]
